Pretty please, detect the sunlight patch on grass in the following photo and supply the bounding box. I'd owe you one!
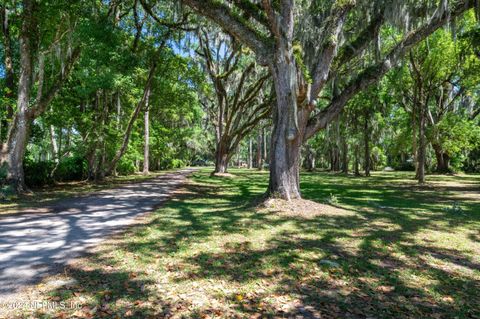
[9,168,480,318]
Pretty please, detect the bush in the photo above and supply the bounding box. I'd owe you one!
[0,162,7,184]
[24,159,55,187]
[24,156,88,187]
[0,184,14,200]
[117,158,136,175]
[171,159,185,168]
[464,147,480,173]
[159,158,185,170]
[393,161,415,171]
[0,163,13,200]
[54,156,87,181]
[448,153,466,173]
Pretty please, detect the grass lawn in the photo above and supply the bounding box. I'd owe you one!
[9,169,480,318]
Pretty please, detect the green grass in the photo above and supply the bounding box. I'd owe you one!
[12,169,480,319]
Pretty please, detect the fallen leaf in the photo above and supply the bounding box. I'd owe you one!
[377,285,395,293]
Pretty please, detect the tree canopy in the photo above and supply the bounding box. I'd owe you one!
[0,0,479,197]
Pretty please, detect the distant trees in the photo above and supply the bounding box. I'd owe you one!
[299,18,480,180]
[196,27,272,174]
[183,0,476,198]
[0,0,206,193]
[389,19,480,181]
[47,18,204,182]
[304,85,388,177]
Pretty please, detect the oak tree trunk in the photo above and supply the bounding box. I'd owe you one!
[417,103,426,184]
[3,111,31,192]
[248,138,253,169]
[49,125,59,162]
[267,56,304,200]
[135,159,140,173]
[341,138,348,174]
[86,150,97,180]
[304,145,316,172]
[433,144,450,173]
[364,116,371,177]
[143,102,150,175]
[354,145,360,176]
[263,127,268,164]
[330,146,340,172]
[236,145,241,168]
[412,105,419,178]
[1,0,34,192]
[1,5,15,145]
[256,132,262,170]
[214,140,230,173]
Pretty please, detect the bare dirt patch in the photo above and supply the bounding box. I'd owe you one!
[210,172,237,178]
[259,198,355,219]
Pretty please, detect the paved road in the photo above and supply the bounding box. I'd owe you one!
[0,168,196,300]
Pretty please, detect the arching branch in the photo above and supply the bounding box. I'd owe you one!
[183,0,273,65]
[304,0,475,140]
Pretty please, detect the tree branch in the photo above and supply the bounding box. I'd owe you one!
[470,105,480,120]
[304,0,475,140]
[309,2,354,105]
[183,0,273,65]
[32,47,81,118]
[105,60,157,176]
[332,13,384,72]
[261,0,281,38]
[139,0,193,31]
[231,0,269,28]
[232,63,255,112]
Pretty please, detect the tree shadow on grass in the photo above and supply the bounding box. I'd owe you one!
[121,182,287,260]
[181,224,479,318]
[300,171,480,230]
[30,170,480,318]
[25,266,179,319]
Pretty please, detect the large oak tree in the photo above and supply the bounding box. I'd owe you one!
[181,0,477,199]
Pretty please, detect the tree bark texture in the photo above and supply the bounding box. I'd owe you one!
[143,94,150,175]
[364,116,371,177]
[256,132,263,170]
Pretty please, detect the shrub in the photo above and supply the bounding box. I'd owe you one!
[0,163,13,200]
[393,161,415,171]
[463,147,480,173]
[24,159,55,187]
[117,158,136,175]
[159,158,185,170]
[0,162,7,184]
[326,193,339,205]
[171,159,185,169]
[54,156,87,181]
